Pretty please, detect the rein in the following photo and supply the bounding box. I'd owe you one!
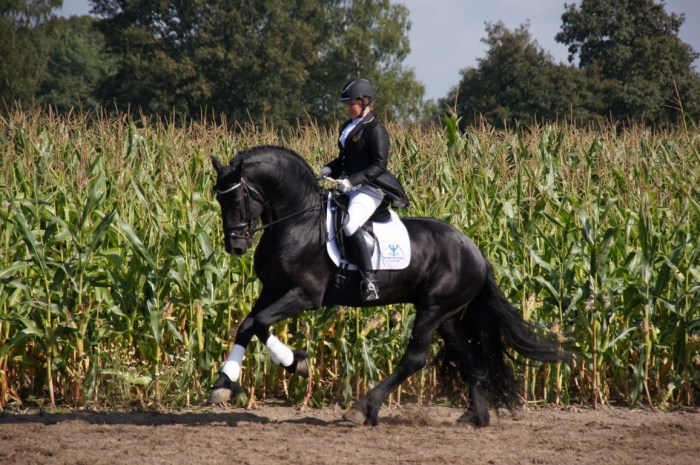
[217,179,343,235]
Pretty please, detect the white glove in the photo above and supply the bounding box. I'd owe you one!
[337,178,353,193]
[318,166,332,180]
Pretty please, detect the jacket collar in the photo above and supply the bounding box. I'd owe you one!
[359,111,375,125]
[340,112,375,142]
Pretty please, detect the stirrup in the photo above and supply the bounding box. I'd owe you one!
[361,279,379,301]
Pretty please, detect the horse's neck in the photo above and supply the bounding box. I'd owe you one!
[247,154,322,232]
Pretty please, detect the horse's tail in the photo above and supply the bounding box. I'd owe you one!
[437,259,567,406]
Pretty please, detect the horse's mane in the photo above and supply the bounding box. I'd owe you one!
[232,145,321,193]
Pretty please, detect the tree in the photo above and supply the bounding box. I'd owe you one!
[91,0,328,125]
[442,22,597,129]
[0,0,61,107]
[556,0,700,125]
[35,15,115,112]
[303,0,424,125]
[91,0,424,128]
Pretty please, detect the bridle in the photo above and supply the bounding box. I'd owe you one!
[216,178,266,240]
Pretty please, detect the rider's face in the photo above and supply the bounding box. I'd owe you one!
[345,99,364,119]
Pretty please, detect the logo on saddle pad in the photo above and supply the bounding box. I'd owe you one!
[383,244,405,263]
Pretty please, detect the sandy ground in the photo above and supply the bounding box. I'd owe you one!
[1,402,699,465]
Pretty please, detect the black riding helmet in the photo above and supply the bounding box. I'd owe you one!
[339,78,375,103]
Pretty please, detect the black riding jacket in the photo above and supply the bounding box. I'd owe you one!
[324,112,409,208]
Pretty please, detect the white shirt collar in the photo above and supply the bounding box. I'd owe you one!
[339,116,364,147]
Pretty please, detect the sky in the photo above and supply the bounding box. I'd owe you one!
[58,0,700,101]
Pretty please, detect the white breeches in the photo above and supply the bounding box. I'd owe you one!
[343,187,384,236]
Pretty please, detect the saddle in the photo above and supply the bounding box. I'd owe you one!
[330,194,389,264]
[325,192,411,288]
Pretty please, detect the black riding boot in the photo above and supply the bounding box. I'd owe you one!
[348,229,379,301]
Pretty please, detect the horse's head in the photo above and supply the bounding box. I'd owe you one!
[211,155,265,255]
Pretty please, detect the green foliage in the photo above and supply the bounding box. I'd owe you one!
[92,0,325,125]
[1,109,699,411]
[556,0,700,125]
[441,22,598,129]
[1,1,423,126]
[35,15,115,112]
[0,0,61,104]
[304,0,425,124]
[91,0,424,127]
[438,2,700,129]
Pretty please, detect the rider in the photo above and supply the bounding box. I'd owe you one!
[318,77,409,301]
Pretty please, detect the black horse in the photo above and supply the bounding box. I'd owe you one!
[209,145,565,427]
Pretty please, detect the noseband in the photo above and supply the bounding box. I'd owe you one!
[216,179,266,240]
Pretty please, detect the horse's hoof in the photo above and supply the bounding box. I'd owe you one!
[457,407,490,427]
[294,357,310,378]
[283,351,310,378]
[207,373,239,404]
[342,407,367,425]
[208,387,233,404]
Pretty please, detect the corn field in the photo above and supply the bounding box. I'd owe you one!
[1,109,699,411]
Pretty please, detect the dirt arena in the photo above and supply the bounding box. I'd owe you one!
[1,402,698,464]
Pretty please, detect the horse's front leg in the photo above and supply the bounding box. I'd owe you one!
[208,287,318,404]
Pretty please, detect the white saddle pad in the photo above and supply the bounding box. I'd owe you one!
[326,195,411,270]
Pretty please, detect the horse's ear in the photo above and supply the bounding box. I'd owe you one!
[211,155,225,173]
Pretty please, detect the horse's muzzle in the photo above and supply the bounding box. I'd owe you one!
[225,235,253,255]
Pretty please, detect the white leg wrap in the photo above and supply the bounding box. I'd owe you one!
[221,344,246,382]
[264,335,294,367]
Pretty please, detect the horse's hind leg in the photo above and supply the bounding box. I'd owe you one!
[343,329,435,426]
[438,318,490,427]
[344,303,456,426]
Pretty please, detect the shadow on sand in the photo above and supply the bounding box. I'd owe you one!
[0,407,350,428]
